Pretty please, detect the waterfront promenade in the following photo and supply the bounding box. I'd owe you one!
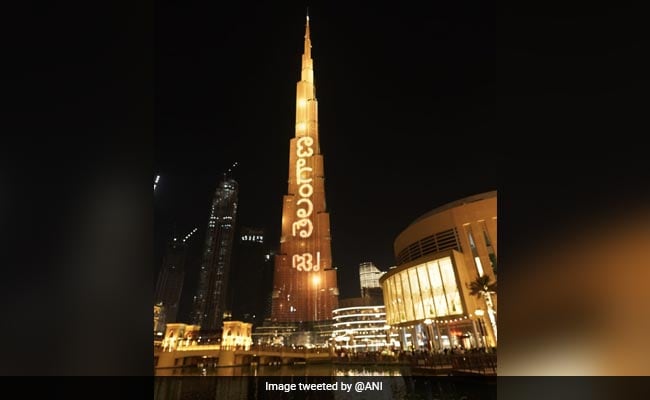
[155,344,496,376]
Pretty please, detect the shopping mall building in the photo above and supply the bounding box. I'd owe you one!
[380,191,497,351]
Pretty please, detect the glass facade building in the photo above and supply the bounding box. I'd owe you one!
[383,255,464,325]
[191,178,239,331]
[381,191,497,350]
[359,262,386,298]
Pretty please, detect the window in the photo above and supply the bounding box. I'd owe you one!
[409,268,424,320]
[480,220,497,275]
[464,225,483,276]
[427,260,448,317]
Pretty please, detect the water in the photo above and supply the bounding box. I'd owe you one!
[156,363,409,377]
[154,364,496,399]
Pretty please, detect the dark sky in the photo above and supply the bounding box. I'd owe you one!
[155,1,496,307]
[5,0,649,377]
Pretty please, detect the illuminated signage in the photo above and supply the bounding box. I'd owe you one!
[291,135,320,272]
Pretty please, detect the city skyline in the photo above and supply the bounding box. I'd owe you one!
[155,4,496,322]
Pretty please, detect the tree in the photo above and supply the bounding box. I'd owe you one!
[466,275,497,346]
[467,275,497,299]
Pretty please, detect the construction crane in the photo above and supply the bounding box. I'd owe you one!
[171,227,198,244]
[223,161,239,180]
[182,227,199,244]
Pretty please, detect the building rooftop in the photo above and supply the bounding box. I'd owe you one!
[410,191,497,226]
[337,296,384,309]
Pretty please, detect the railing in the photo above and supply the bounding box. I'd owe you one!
[154,343,496,374]
[412,353,497,375]
[331,351,496,375]
[176,345,221,351]
[333,352,403,364]
[245,345,331,355]
[449,353,497,375]
[156,343,332,356]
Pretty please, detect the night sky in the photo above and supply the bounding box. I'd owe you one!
[4,0,649,379]
[155,1,496,316]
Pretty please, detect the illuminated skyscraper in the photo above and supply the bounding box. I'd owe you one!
[359,262,386,298]
[191,177,238,330]
[271,15,339,322]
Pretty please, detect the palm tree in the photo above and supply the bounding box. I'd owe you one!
[467,275,497,300]
[467,275,497,345]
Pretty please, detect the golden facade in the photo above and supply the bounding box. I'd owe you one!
[271,16,339,322]
[221,321,252,350]
[383,251,466,325]
[381,191,497,349]
[161,323,201,352]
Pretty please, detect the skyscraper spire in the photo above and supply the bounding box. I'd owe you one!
[271,15,339,322]
[303,13,312,70]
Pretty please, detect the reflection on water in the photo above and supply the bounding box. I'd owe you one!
[154,364,496,400]
[157,363,408,377]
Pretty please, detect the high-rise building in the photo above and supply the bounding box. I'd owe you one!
[229,227,273,324]
[154,233,194,326]
[191,177,238,331]
[359,262,386,298]
[271,16,339,322]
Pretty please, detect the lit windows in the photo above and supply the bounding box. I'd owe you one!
[382,256,464,325]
